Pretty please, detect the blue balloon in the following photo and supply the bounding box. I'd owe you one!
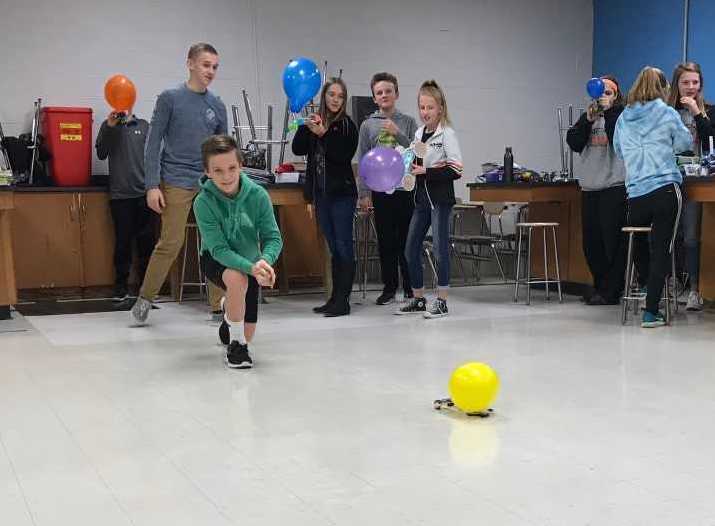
[587,77,605,99]
[282,57,322,113]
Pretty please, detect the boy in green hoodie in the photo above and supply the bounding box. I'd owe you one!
[193,135,283,368]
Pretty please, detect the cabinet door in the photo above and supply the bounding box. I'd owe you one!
[79,193,115,287]
[11,193,82,289]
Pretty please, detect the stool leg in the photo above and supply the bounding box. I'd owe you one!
[672,250,679,314]
[551,226,562,302]
[179,231,189,303]
[526,227,533,305]
[621,232,634,324]
[514,226,523,302]
[195,228,205,302]
[363,214,369,300]
[543,227,549,301]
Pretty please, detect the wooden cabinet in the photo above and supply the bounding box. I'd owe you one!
[0,192,18,308]
[11,191,114,289]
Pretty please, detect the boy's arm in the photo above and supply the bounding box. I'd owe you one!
[144,92,172,190]
[95,121,117,161]
[193,197,255,275]
[566,112,593,154]
[395,115,417,148]
[357,121,371,197]
[216,99,228,135]
[256,189,283,265]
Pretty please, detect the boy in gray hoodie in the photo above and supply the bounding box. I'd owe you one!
[357,72,417,305]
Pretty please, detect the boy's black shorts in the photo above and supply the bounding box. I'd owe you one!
[200,251,259,323]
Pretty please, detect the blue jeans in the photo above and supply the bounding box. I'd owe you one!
[314,193,356,263]
[405,202,452,289]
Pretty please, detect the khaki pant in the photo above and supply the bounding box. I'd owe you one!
[139,184,222,309]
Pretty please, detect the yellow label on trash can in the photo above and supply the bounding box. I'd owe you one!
[59,122,82,141]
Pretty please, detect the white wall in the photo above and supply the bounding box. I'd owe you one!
[0,0,592,199]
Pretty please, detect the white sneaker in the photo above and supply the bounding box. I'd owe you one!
[130,297,152,326]
[685,290,704,312]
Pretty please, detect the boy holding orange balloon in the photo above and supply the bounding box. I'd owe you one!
[96,108,155,301]
[130,42,228,329]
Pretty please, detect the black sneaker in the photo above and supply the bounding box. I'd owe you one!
[226,341,252,369]
[376,291,396,305]
[219,320,230,345]
[395,297,427,315]
[218,297,230,345]
[424,298,448,319]
[112,283,129,302]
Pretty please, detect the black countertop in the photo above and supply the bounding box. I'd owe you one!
[467,180,579,188]
[0,182,304,192]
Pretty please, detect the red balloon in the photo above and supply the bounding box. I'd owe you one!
[104,75,136,112]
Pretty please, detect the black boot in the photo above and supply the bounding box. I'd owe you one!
[313,259,338,313]
[324,260,354,317]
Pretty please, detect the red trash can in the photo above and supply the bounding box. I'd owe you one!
[41,107,93,187]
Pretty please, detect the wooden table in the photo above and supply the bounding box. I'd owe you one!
[468,181,591,288]
[684,177,715,300]
[0,190,17,318]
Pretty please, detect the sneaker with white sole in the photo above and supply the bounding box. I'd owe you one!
[424,298,449,319]
[226,341,252,369]
[641,310,666,328]
[395,297,427,315]
[130,296,152,326]
[685,290,704,312]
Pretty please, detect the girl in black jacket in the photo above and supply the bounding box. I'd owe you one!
[292,77,359,316]
[566,75,627,305]
[667,62,715,311]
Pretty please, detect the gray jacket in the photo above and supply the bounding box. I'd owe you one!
[357,110,417,196]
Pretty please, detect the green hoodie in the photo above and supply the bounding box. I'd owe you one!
[193,172,283,275]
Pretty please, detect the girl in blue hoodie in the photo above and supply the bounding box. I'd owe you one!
[614,66,692,328]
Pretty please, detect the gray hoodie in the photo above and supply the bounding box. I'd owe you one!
[357,110,417,196]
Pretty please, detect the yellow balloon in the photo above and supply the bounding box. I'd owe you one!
[448,362,499,413]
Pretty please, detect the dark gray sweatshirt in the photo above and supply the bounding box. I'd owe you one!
[95,116,149,200]
[357,109,417,195]
[144,83,227,191]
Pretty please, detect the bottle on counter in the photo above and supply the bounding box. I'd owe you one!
[503,146,513,183]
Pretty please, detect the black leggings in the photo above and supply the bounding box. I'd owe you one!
[628,183,682,314]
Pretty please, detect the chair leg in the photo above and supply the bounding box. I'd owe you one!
[491,243,507,283]
[621,233,634,325]
[195,228,205,302]
[514,227,523,302]
[551,226,562,303]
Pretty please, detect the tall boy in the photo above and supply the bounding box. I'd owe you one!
[130,42,228,326]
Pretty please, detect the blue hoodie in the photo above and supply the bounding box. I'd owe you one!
[613,98,692,198]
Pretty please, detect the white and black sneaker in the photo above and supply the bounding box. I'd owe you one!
[218,297,230,345]
[129,296,152,326]
[395,297,427,315]
[112,283,129,302]
[226,340,252,369]
[424,298,448,319]
[376,291,396,305]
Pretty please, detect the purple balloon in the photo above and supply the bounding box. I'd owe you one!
[359,147,404,193]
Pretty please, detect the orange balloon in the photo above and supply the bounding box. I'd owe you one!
[104,74,136,112]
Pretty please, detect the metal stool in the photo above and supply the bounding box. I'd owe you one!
[179,223,207,303]
[354,208,379,300]
[514,222,562,304]
[621,226,678,325]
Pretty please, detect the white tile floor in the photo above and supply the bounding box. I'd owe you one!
[2,287,715,525]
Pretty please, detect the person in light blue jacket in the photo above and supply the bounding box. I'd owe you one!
[614,66,692,328]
